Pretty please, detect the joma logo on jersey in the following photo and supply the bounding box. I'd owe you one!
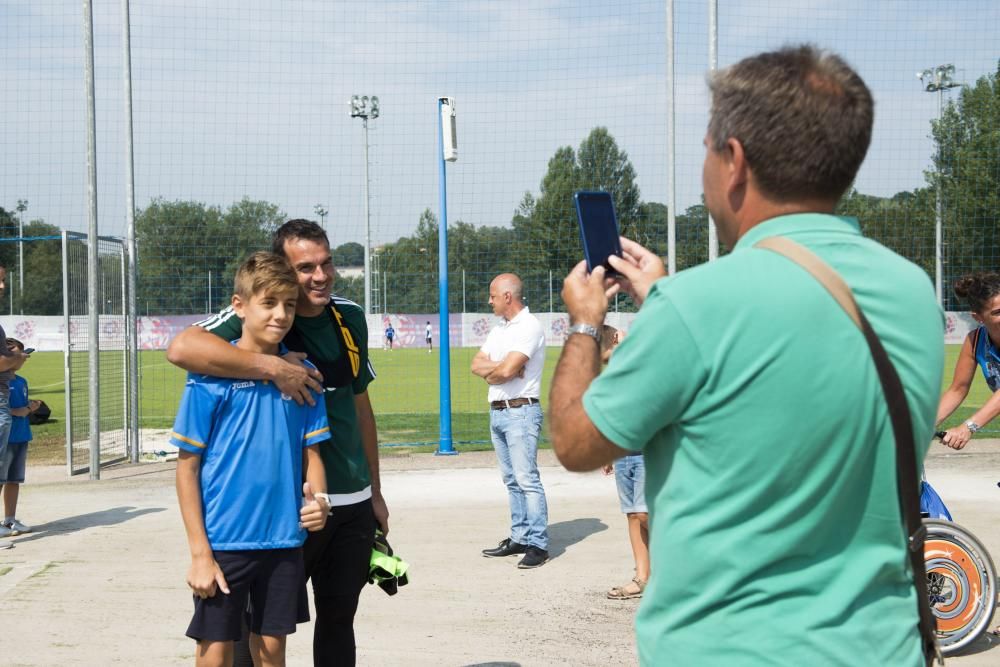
[233,381,255,390]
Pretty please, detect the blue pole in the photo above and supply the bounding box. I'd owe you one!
[436,98,456,455]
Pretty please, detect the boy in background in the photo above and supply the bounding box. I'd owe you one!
[173,252,332,667]
[384,324,395,351]
[0,338,40,537]
[599,326,649,600]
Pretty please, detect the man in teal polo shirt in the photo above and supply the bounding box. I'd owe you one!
[550,46,943,665]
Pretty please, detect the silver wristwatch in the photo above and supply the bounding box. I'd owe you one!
[566,322,601,344]
[965,420,981,434]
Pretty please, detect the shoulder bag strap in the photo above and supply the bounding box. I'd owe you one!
[754,235,942,666]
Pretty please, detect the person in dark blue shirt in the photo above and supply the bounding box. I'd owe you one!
[937,272,1000,450]
[173,252,332,666]
[384,324,395,351]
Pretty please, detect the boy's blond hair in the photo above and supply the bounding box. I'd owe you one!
[233,251,298,301]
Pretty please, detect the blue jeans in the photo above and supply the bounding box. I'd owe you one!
[614,454,647,514]
[489,403,548,550]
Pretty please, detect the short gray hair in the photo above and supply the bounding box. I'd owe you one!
[707,45,873,202]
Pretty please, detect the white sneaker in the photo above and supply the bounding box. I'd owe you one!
[4,519,30,535]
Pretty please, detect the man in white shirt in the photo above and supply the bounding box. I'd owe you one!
[471,273,549,568]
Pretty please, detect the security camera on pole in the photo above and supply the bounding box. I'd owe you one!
[436,97,457,455]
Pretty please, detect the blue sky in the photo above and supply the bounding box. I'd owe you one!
[1,0,997,247]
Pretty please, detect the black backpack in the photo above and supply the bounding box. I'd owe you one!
[29,400,51,425]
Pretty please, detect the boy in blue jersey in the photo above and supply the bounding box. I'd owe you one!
[0,338,41,538]
[173,252,332,667]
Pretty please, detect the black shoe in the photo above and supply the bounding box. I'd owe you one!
[517,547,549,569]
[482,538,527,558]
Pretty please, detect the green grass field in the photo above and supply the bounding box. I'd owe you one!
[18,344,994,464]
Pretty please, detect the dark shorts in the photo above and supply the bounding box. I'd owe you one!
[186,548,307,642]
[0,441,28,484]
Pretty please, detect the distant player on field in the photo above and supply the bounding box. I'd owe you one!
[384,324,395,351]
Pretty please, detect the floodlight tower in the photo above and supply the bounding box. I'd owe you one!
[917,64,961,306]
[15,199,27,313]
[350,94,379,314]
[314,204,328,231]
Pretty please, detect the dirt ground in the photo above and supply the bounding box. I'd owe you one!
[2,443,999,666]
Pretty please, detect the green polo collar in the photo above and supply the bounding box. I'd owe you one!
[734,213,862,251]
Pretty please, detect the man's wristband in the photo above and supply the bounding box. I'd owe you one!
[566,322,601,344]
[314,492,333,514]
[965,420,981,434]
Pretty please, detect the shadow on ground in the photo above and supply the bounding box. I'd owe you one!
[11,506,165,544]
[949,622,1000,658]
[547,517,608,558]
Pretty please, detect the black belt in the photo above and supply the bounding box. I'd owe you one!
[490,397,540,410]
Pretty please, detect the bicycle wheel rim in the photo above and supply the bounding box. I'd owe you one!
[924,519,997,654]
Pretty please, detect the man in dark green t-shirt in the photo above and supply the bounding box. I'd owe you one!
[167,219,386,666]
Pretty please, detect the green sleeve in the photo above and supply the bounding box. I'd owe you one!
[197,306,243,341]
[582,284,707,452]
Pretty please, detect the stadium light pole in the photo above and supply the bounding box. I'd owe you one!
[918,64,960,307]
[15,199,27,314]
[314,204,328,231]
[350,95,379,315]
[436,97,458,456]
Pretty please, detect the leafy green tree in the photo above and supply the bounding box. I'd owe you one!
[836,188,935,282]
[577,127,641,236]
[332,242,365,267]
[21,220,64,315]
[137,197,283,315]
[375,208,519,313]
[523,146,579,288]
[932,60,1000,307]
[514,128,643,308]
[0,207,25,281]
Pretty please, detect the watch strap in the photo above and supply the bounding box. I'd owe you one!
[566,322,601,344]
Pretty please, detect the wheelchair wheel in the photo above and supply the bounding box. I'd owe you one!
[924,518,998,655]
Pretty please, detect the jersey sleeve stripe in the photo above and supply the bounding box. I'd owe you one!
[331,296,362,310]
[196,306,237,331]
[305,426,331,440]
[367,359,376,379]
[171,432,207,449]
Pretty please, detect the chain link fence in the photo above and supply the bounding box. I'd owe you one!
[1,1,998,452]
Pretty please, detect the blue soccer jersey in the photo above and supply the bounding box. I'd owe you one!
[170,358,330,551]
[8,375,31,444]
[972,325,1000,392]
